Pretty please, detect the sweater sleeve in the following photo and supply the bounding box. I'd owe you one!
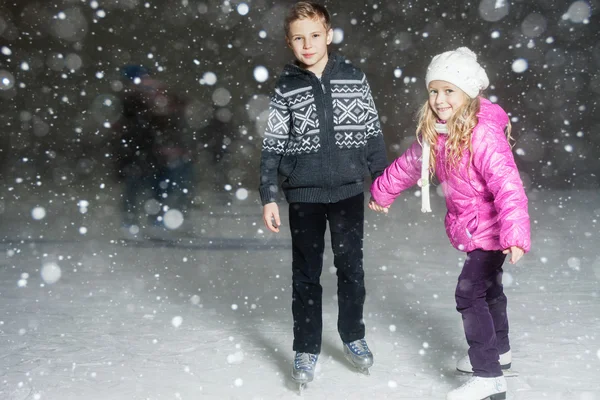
[472,125,531,252]
[370,138,422,207]
[258,88,290,205]
[362,75,388,180]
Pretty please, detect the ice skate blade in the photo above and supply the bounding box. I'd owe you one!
[344,353,373,375]
[292,377,310,383]
[488,392,506,400]
[457,362,512,374]
[297,382,306,395]
[291,375,311,384]
[455,369,518,378]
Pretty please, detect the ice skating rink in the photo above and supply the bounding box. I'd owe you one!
[1,188,599,399]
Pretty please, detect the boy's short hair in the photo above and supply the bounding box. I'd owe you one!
[284,2,331,37]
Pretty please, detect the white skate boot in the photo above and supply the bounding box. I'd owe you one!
[456,350,512,373]
[291,352,318,394]
[447,376,507,400]
[343,339,373,375]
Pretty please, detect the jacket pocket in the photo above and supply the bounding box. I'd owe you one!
[449,214,477,251]
[465,214,479,239]
[284,153,321,187]
[333,149,366,186]
[278,156,297,179]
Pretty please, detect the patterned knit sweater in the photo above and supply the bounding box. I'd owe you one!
[258,53,388,205]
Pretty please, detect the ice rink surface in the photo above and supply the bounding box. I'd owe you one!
[1,187,599,400]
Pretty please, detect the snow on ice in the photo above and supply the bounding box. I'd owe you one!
[0,0,599,399]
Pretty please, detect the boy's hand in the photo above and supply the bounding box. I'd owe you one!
[368,197,389,214]
[503,246,524,264]
[262,202,281,233]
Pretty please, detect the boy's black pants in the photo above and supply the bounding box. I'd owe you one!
[289,193,366,354]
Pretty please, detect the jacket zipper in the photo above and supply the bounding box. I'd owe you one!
[319,78,332,203]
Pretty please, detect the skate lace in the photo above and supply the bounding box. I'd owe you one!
[294,353,317,370]
[347,339,371,355]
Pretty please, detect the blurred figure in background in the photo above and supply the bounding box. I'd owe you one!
[112,65,160,233]
[112,65,197,236]
[198,109,232,190]
[152,94,195,216]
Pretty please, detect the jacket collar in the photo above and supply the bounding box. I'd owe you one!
[282,53,343,80]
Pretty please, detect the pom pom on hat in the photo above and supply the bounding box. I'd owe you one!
[425,47,489,98]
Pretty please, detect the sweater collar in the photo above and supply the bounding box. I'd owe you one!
[283,52,342,79]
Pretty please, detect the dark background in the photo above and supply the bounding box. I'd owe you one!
[1,0,599,202]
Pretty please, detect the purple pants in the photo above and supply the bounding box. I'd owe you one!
[455,249,509,377]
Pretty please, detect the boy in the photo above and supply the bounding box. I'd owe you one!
[258,1,388,388]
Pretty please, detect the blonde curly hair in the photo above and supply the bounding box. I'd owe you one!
[416,95,512,177]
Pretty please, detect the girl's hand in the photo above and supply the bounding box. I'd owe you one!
[503,246,524,264]
[368,198,389,214]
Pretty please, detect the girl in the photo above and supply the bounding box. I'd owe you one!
[370,47,530,400]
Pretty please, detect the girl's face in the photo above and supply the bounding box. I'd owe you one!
[428,80,469,121]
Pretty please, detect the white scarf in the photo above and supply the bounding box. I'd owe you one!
[420,122,448,213]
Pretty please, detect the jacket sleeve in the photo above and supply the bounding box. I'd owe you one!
[362,75,388,180]
[472,126,531,252]
[258,88,290,205]
[370,138,422,207]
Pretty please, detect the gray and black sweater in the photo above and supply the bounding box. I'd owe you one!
[259,53,388,205]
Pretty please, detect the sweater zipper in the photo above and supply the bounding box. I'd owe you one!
[319,78,332,203]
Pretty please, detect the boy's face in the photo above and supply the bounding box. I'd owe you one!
[287,17,333,75]
[427,80,469,121]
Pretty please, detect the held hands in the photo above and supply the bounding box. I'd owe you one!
[262,202,281,233]
[368,197,389,214]
[503,246,525,264]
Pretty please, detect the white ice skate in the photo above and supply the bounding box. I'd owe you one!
[456,350,518,377]
[343,339,373,375]
[291,352,318,394]
[447,375,507,400]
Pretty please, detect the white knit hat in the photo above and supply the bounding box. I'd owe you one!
[425,47,489,98]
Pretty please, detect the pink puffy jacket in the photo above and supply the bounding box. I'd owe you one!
[371,98,531,253]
